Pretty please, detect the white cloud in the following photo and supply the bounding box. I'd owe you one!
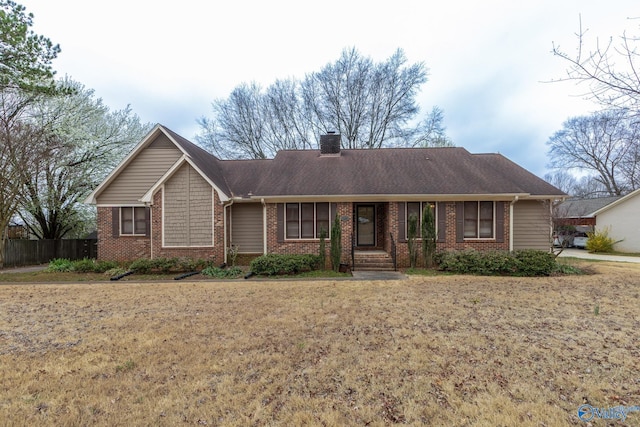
[21,0,640,176]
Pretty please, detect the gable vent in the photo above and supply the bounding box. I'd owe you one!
[320,132,341,156]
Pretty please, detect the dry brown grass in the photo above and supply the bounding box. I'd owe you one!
[1,261,639,426]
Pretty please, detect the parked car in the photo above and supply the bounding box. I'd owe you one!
[573,232,589,249]
[553,231,574,248]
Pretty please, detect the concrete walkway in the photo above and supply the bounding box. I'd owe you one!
[0,264,48,274]
[558,248,640,263]
[351,270,407,280]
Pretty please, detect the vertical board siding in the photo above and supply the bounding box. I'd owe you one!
[513,200,551,250]
[164,164,213,247]
[97,141,182,205]
[188,166,214,246]
[231,203,264,253]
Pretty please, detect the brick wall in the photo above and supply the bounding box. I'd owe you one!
[151,189,224,263]
[266,202,353,266]
[393,202,510,268]
[97,188,225,264]
[100,198,514,267]
[96,207,151,261]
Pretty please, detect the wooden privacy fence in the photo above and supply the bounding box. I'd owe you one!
[2,239,97,268]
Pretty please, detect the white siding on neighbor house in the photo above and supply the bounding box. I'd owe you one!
[97,135,182,205]
[512,200,551,251]
[230,203,264,253]
[163,163,213,247]
[596,193,640,252]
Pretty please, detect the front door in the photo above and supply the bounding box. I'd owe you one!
[356,205,375,246]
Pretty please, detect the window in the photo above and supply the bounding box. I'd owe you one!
[463,201,494,238]
[285,202,333,239]
[406,202,437,238]
[121,207,147,235]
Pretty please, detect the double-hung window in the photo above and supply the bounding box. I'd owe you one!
[285,202,332,239]
[463,201,494,238]
[406,202,437,238]
[121,207,147,235]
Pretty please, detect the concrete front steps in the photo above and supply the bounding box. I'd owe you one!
[353,250,395,271]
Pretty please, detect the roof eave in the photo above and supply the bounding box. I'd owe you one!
[249,193,536,203]
[139,156,230,204]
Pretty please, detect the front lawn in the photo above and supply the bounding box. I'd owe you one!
[1,260,639,425]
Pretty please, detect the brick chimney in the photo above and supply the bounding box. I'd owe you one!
[320,131,341,156]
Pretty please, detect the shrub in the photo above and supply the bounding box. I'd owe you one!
[201,266,243,278]
[250,254,322,276]
[47,258,74,272]
[437,249,556,277]
[104,267,127,277]
[318,229,327,270]
[513,249,556,276]
[330,213,342,272]
[128,257,194,274]
[407,213,418,268]
[422,204,437,268]
[128,258,155,274]
[93,260,120,273]
[586,227,617,253]
[72,258,98,273]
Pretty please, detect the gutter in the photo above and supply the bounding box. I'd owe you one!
[261,198,267,254]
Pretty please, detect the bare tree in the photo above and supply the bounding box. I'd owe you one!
[302,48,427,149]
[544,170,578,195]
[197,47,449,158]
[547,109,638,196]
[552,16,640,115]
[197,83,268,159]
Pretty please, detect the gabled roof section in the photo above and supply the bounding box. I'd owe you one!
[592,188,640,216]
[87,126,566,204]
[85,124,230,204]
[558,196,622,218]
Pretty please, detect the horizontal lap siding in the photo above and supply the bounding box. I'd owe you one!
[513,200,551,250]
[231,203,264,253]
[97,139,182,205]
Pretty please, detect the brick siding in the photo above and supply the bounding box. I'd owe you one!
[99,198,515,268]
[97,188,225,264]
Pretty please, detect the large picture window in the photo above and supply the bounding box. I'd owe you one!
[463,201,494,238]
[406,202,437,238]
[121,207,147,235]
[285,202,333,239]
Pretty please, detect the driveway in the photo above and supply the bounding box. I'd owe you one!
[558,248,640,263]
[0,264,48,274]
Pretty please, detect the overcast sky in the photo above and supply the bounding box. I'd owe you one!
[21,0,639,177]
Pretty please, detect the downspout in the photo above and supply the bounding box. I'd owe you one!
[261,198,267,254]
[224,200,234,263]
[509,196,519,251]
[149,203,153,259]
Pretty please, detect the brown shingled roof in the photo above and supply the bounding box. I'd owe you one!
[163,126,565,200]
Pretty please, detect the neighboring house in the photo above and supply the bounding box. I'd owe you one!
[590,189,640,252]
[555,192,640,252]
[554,196,622,228]
[85,125,566,269]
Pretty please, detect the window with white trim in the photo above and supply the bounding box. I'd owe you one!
[121,207,147,235]
[406,202,437,238]
[463,201,494,238]
[285,202,333,239]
